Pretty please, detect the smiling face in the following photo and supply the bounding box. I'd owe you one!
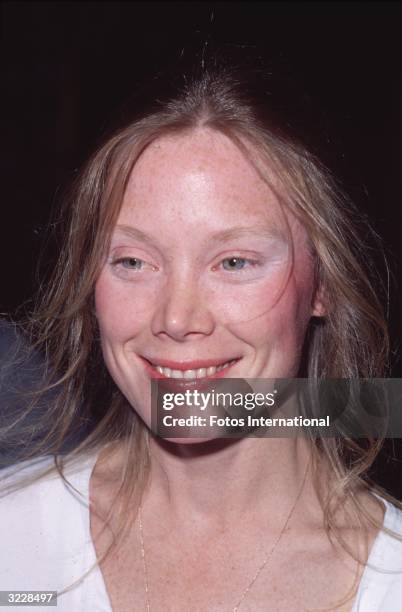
[94,127,324,431]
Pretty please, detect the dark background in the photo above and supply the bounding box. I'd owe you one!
[1,1,402,496]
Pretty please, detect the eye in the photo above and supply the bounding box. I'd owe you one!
[110,256,157,274]
[221,257,253,271]
[117,257,144,270]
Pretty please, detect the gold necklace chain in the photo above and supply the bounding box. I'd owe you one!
[138,462,309,612]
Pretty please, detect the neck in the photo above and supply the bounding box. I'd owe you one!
[143,435,321,532]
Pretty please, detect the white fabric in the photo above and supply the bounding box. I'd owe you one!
[0,452,401,611]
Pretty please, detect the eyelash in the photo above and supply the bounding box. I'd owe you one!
[110,256,261,274]
[112,257,151,271]
[214,257,260,272]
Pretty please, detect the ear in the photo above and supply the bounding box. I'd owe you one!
[311,285,327,317]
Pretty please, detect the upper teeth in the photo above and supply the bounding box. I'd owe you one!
[154,360,236,379]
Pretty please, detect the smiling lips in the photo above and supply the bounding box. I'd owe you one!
[141,357,239,379]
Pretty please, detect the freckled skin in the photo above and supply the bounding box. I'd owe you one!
[90,130,372,612]
[94,127,324,430]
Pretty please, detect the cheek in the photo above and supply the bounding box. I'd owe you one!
[94,278,124,343]
[269,279,314,372]
[94,273,151,343]
[94,276,150,408]
[239,277,313,344]
[205,257,292,326]
[227,275,313,377]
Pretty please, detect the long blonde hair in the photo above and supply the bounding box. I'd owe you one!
[1,55,400,606]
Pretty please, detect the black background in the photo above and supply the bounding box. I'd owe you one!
[2,1,402,497]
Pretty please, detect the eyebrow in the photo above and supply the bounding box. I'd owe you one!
[113,225,158,246]
[208,225,286,243]
[112,224,286,246]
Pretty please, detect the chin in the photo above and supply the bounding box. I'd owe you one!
[153,436,241,455]
[158,436,215,445]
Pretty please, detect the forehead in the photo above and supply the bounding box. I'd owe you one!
[128,127,269,188]
[117,127,305,244]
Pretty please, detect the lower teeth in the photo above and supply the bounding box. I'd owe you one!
[156,360,235,379]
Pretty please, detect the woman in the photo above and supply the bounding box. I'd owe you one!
[1,54,401,611]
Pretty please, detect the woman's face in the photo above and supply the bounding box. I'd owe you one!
[95,127,324,431]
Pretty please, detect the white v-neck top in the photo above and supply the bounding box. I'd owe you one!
[0,452,401,611]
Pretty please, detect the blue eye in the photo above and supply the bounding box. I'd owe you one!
[118,257,143,270]
[221,257,249,271]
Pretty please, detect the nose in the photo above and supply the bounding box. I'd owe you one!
[151,273,215,341]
